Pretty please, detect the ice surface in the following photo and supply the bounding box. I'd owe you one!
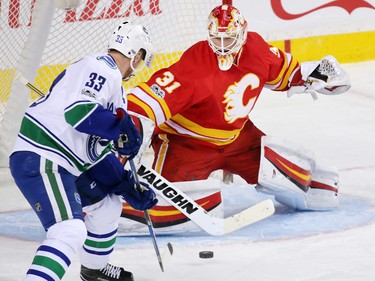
[1,60,374,281]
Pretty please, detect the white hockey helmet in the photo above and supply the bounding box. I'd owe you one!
[207,5,248,71]
[108,21,154,72]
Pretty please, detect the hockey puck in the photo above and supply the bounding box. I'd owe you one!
[199,251,214,259]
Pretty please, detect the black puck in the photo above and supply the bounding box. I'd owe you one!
[199,251,214,259]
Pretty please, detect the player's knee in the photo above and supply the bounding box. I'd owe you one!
[84,194,122,227]
[47,219,87,251]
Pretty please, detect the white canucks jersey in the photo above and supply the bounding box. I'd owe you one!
[12,53,126,176]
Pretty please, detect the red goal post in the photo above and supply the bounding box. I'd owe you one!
[0,0,221,167]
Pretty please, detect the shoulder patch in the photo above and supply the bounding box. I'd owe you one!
[97,55,117,69]
[150,84,165,99]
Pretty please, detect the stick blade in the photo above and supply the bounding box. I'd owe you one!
[223,199,275,234]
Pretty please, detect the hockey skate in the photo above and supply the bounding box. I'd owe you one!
[80,263,134,281]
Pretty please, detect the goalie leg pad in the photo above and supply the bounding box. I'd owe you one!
[257,136,339,211]
[307,163,339,210]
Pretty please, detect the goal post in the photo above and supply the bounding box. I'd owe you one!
[0,0,221,167]
[0,0,55,167]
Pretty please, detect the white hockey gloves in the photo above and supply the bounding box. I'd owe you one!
[287,55,351,98]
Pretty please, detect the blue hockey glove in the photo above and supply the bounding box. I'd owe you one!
[114,109,142,160]
[113,170,158,210]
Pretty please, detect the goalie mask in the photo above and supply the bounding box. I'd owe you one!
[108,21,154,80]
[207,5,248,71]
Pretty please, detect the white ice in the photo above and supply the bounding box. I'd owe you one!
[1,60,375,281]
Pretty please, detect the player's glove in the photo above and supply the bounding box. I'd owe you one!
[288,55,351,98]
[113,170,158,210]
[114,108,142,160]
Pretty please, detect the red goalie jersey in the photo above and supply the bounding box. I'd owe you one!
[128,32,301,148]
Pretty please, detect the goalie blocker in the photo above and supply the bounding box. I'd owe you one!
[257,136,339,210]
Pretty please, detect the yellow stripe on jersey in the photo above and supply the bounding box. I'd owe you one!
[138,83,172,120]
[127,94,156,123]
[266,50,288,86]
[154,134,169,173]
[159,114,244,146]
[274,56,299,90]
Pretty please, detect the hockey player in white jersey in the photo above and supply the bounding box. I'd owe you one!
[9,21,157,281]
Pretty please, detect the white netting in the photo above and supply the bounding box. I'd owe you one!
[0,0,221,167]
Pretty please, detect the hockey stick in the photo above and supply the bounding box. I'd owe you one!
[15,71,45,97]
[129,159,168,272]
[136,164,275,236]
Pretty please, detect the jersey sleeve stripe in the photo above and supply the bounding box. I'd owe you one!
[64,101,98,128]
[138,83,172,119]
[274,54,299,91]
[127,94,157,123]
[266,50,288,85]
[130,85,171,125]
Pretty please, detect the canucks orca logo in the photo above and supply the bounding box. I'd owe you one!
[74,192,82,205]
[86,135,104,162]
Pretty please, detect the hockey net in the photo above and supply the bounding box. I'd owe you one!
[0,0,221,168]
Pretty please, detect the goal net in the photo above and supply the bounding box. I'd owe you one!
[0,0,221,168]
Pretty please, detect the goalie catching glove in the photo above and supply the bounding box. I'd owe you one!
[288,55,351,97]
[114,108,142,160]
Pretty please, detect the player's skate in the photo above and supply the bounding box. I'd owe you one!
[80,263,134,281]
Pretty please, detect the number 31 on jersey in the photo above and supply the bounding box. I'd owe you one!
[155,71,181,94]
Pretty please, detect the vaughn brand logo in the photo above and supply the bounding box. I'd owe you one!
[137,165,199,215]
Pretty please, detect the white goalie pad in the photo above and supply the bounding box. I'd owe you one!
[258,136,316,193]
[257,136,339,210]
[308,162,339,210]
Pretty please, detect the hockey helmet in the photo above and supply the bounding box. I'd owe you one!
[108,21,154,73]
[207,4,248,70]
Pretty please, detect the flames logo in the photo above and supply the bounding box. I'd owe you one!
[223,73,260,124]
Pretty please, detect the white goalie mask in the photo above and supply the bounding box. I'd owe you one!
[207,5,248,71]
[108,21,154,78]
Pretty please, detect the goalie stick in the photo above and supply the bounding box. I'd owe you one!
[136,164,275,236]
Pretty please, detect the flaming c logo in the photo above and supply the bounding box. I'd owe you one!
[271,0,375,20]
